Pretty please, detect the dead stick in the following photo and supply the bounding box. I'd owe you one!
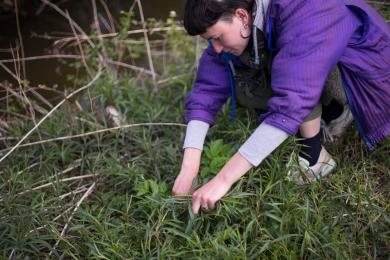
[7,173,98,199]
[14,0,26,79]
[49,182,96,256]
[0,123,185,153]
[136,0,156,84]
[0,69,102,164]
[0,54,81,63]
[54,26,185,46]
[105,59,157,76]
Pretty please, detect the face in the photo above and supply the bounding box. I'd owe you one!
[200,9,251,56]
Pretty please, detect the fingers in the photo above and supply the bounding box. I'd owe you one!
[192,194,201,214]
[172,175,193,196]
[172,185,188,196]
[192,191,216,214]
[207,200,215,210]
[172,181,181,196]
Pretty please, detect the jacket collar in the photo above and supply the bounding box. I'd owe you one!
[252,0,271,31]
[251,0,271,65]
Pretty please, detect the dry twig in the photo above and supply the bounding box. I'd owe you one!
[0,69,103,164]
[2,173,98,200]
[92,0,115,78]
[105,59,157,76]
[0,74,48,114]
[99,0,115,33]
[0,54,81,63]
[0,122,186,153]
[31,159,83,187]
[48,182,96,256]
[66,10,93,78]
[1,161,41,187]
[54,26,185,46]
[136,0,156,85]
[14,0,26,79]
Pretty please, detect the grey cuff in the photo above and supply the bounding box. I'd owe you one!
[183,120,210,150]
[238,123,289,166]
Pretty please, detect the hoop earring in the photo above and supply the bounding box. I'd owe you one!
[240,24,251,39]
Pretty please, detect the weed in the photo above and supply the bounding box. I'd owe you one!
[0,1,389,259]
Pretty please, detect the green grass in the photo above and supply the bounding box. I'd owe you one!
[0,3,390,259]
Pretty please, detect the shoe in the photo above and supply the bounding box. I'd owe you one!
[321,104,353,142]
[328,104,353,137]
[287,146,336,185]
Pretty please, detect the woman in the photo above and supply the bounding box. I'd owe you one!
[172,0,390,214]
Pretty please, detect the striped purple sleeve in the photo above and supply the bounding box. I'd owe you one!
[184,45,230,126]
[263,0,357,135]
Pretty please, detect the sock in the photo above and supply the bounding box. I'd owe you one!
[322,100,343,124]
[297,132,322,166]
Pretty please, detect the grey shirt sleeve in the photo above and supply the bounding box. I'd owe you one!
[183,120,210,150]
[238,123,290,166]
[183,120,289,166]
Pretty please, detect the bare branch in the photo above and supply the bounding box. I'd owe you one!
[49,182,96,256]
[4,173,98,200]
[136,0,156,85]
[105,59,157,76]
[0,75,48,114]
[92,0,115,78]
[54,26,185,46]
[32,159,83,187]
[0,122,186,153]
[40,0,96,49]
[0,69,103,164]
[29,204,76,234]
[99,0,115,33]
[14,0,26,79]
[66,9,93,78]
[0,54,81,63]
[1,161,41,188]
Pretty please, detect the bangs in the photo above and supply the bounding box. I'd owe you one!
[184,0,223,36]
[183,0,254,36]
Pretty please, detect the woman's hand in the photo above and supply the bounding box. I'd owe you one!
[172,148,202,196]
[191,151,253,214]
[172,168,198,195]
[191,173,232,214]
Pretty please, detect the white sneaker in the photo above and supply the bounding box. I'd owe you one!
[328,104,353,137]
[321,104,353,142]
[287,146,336,185]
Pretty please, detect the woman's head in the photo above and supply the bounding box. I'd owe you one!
[184,0,254,56]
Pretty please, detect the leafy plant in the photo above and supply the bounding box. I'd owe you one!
[0,2,389,259]
[135,178,168,196]
[200,139,236,181]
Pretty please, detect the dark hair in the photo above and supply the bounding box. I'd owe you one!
[183,0,254,36]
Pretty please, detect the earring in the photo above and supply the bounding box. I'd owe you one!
[240,23,251,39]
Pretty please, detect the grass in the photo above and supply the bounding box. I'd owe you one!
[0,1,389,259]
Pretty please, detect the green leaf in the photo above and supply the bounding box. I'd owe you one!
[210,157,228,173]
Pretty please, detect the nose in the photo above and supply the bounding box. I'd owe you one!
[211,40,224,54]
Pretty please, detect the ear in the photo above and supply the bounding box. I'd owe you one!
[234,8,250,25]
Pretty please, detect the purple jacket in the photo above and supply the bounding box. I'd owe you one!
[184,0,390,149]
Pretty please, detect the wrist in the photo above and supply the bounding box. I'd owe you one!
[218,152,253,186]
[181,147,201,175]
[180,164,199,176]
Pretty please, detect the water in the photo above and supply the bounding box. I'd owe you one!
[0,0,184,88]
[1,0,388,93]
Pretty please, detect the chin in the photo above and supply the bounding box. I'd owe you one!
[234,50,244,56]
[224,49,243,56]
